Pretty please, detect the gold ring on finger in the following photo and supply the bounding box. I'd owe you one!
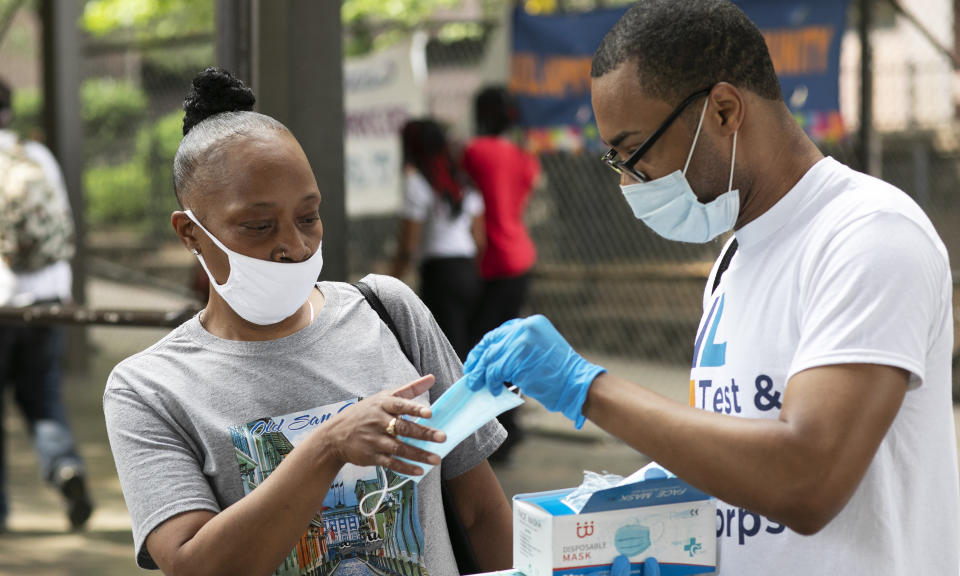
[386,417,398,437]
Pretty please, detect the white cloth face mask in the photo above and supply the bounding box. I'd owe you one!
[184,210,323,326]
[620,98,740,243]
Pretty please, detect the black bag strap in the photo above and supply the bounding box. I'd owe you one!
[354,280,415,367]
[711,238,738,295]
[352,280,481,575]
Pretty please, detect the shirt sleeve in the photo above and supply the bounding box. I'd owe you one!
[362,274,506,478]
[463,188,484,217]
[103,376,221,569]
[789,211,949,388]
[402,171,434,221]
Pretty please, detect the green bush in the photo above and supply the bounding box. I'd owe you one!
[82,78,149,158]
[7,79,148,153]
[136,110,184,165]
[84,161,151,225]
[85,109,185,227]
[10,89,42,140]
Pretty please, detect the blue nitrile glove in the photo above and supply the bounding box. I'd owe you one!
[611,554,631,576]
[464,315,606,429]
[610,555,660,576]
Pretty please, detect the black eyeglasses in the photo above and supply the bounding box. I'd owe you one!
[601,87,712,183]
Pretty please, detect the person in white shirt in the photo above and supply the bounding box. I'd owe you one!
[462,1,960,574]
[392,119,485,360]
[0,77,92,531]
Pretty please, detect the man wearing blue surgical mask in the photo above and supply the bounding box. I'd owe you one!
[464,1,960,575]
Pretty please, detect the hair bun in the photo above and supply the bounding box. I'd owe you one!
[182,67,256,135]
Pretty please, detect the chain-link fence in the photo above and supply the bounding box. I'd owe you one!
[0,3,215,299]
[349,22,960,375]
[3,2,960,375]
[80,27,215,295]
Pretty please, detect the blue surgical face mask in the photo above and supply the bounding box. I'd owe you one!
[358,377,524,517]
[615,523,652,557]
[620,98,740,244]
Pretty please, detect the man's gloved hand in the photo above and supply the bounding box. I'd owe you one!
[611,554,631,576]
[610,555,660,576]
[464,315,606,429]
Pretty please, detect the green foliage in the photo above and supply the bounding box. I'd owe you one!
[342,0,461,27]
[142,43,216,78]
[84,109,184,227]
[9,79,149,156]
[343,0,464,56]
[84,160,151,225]
[436,21,485,42]
[82,78,149,156]
[81,0,213,38]
[9,88,41,139]
[138,109,185,164]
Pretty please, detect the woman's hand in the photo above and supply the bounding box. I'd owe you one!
[323,375,446,476]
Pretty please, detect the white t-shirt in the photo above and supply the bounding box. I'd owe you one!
[0,129,73,302]
[402,170,483,260]
[691,157,960,575]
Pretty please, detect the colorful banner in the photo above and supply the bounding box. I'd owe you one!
[735,0,847,142]
[510,6,626,154]
[510,1,848,152]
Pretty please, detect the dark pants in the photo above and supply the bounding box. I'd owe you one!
[0,323,83,522]
[419,257,481,362]
[471,273,531,340]
[471,272,531,461]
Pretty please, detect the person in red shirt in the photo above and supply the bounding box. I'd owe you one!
[463,86,540,461]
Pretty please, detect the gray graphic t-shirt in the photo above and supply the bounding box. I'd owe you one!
[104,274,505,574]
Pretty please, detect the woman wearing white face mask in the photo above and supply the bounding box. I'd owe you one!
[103,68,513,576]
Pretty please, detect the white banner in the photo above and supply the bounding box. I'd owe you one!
[343,38,426,217]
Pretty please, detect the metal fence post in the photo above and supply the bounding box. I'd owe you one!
[859,0,881,177]
[252,1,347,281]
[215,0,253,84]
[41,0,88,371]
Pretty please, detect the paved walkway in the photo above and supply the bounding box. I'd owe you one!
[0,278,957,574]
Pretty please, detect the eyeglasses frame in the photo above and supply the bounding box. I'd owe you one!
[600,87,713,183]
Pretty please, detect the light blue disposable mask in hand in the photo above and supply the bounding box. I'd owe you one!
[358,377,525,518]
[400,375,524,480]
[620,98,740,244]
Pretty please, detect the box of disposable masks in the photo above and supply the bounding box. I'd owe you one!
[513,473,716,576]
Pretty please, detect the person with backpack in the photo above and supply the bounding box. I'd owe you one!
[0,77,92,531]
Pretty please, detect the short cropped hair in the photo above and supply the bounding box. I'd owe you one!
[474,85,519,137]
[591,0,781,105]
